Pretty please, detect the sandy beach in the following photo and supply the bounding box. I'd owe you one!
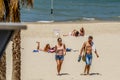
[6,22,120,80]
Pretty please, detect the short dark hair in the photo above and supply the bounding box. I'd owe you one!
[88,36,93,39]
[75,31,79,37]
[57,37,62,42]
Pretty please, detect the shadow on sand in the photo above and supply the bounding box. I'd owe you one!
[80,73,102,76]
[58,73,70,76]
[89,73,102,76]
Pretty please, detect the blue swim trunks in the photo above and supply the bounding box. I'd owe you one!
[55,55,64,60]
[85,53,92,65]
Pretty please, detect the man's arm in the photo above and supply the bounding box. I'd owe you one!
[94,49,99,58]
[92,42,99,58]
[64,44,66,55]
[80,42,86,56]
[78,42,86,62]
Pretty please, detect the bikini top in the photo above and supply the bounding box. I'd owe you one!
[57,44,64,51]
[56,44,65,55]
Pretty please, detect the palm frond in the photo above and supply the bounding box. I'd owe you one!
[3,0,10,22]
[0,0,5,21]
[10,0,20,22]
[21,0,34,8]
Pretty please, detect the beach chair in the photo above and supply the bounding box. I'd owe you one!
[53,29,61,38]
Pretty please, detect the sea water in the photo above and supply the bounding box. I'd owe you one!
[21,0,120,22]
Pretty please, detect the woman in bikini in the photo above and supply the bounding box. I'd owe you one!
[44,44,55,53]
[55,38,66,75]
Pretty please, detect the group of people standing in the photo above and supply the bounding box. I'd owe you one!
[55,36,99,76]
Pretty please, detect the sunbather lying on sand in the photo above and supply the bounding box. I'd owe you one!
[63,27,85,37]
[35,42,55,53]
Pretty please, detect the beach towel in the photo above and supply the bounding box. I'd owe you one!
[33,50,39,52]
[66,48,72,52]
[48,49,55,53]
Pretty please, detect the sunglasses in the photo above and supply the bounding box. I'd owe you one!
[58,39,62,42]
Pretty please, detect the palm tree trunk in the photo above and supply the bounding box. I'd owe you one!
[10,0,34,80]
[12,31,21,80]
[0,0,5,21]
[10,0,21,80]
[0,52,6,80]
[0,0,34,80]
[4,0,10,22]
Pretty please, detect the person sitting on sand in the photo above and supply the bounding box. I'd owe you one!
[79,27,85,36]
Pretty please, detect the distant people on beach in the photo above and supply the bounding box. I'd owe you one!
[63,27,85,37]
[33,41,42,52]
[79,27,85,36]
[75,30,80,37]
[44,44,51,52]
[78,36,99,75]
[34,42,55,53]
[71,29,77,36]
[55,38,66,75]
[63,29,76,36]
[44,44,55,53]
[36,41,40,50]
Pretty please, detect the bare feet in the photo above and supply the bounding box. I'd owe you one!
[57,73,61,76]
[81,73,89,76]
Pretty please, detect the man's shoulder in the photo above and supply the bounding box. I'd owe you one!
[82,41,87,47]
[84,41,87,44]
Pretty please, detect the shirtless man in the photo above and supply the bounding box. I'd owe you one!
[79,36,99,75]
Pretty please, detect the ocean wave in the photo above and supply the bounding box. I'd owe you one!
[118,16,120,18]
[82,17,95,21]
[37,20,54,23]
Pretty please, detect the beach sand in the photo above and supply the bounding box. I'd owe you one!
[6,22,120,80]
